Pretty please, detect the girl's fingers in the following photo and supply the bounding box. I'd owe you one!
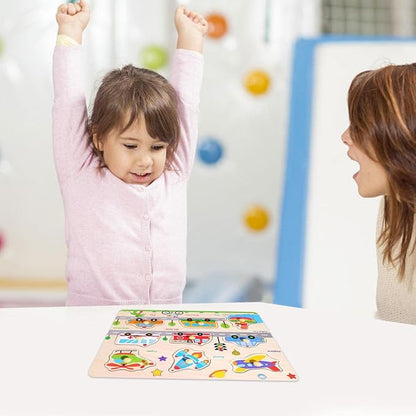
[67,3,76,15]
[80,0,89,12]
[176,5,186,17]
[58,4,68,14]
[176,6,207,29]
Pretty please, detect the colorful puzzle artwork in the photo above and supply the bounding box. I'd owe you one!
[89,310,298,382]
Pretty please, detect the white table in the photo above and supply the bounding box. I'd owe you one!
[0,302,415,416]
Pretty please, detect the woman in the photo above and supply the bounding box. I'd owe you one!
[342,64,416,324]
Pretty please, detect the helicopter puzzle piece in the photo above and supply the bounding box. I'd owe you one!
[227,314,260,330]
[232,354,282,373]
[169,348,210,372]
[105,350,155,372]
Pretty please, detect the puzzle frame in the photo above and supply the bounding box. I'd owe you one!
[89,309,297,382]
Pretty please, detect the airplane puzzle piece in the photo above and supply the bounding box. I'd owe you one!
[105,350,155,372]
[169,348,210,372]
[232,354,282,373]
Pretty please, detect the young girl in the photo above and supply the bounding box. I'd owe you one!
[342,64,416,325]
[53,1,207,306]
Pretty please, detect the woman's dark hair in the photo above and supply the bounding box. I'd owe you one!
[348,63,416,278]
[87,64,180,169]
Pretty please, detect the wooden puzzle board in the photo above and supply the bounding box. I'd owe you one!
[89,309,298,382]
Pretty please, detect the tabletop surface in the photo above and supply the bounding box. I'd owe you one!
[1,301,415,416]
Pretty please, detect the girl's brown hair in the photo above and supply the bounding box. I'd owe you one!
[88,65,180,169]
[348,63,416,278]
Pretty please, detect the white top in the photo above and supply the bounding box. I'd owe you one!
[376,200,416,324]
[1,301,415,416]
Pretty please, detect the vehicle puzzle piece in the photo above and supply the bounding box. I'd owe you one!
[225,334,265,348]
[180,317,217,328]
[105,350,155,372]
[227,314,259,330]
[126,317,163,329]
[232,354,282,373]
[169,348,210,372]
[170,332,212,346]
[116,332,160,347]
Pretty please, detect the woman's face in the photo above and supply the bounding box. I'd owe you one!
[341,128,389,197]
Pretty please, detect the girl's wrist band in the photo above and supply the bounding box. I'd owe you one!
[56,34,80,46]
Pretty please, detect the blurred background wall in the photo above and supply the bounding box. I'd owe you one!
[1,0,416,317]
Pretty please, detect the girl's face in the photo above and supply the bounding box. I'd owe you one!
[94,115,167,186]
[341,128,389,197]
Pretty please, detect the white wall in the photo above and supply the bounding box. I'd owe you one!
[303,41,416,317]
[0,1,65,280]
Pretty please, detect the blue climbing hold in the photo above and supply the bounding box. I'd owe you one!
[198,137,224,165]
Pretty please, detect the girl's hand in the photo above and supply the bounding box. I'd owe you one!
[56,0,90,44]
[175,6,208,53]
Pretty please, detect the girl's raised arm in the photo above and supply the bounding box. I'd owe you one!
[56,0,90,44]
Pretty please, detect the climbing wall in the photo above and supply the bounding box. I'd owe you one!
[184,0,319,301]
